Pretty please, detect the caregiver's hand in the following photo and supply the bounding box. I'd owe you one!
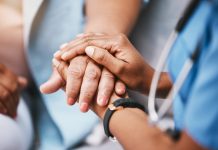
[0,64,27,118]
[58,34,155,94]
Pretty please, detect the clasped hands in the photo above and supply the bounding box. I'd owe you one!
[40,33,154,117]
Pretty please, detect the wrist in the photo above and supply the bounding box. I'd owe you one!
[109,107,147,137]
[103,98,145,138]
[156,72,172,98]
[141,64,155,95]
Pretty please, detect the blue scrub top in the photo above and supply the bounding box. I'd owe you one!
[168,0,218,149]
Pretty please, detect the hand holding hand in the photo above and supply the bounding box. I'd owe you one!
[50,59,125,118]
[41,38,126,112]
[56,33,155,94]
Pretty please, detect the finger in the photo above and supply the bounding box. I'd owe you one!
[60,34,111,60]
[115,80,126,96]
[0,72,19,114]
[6,94,17,117]
[18,76,28,89]
[78,61,101,112]
[53,43,68,58]
[66,56,88,105]
[54,33,94,59]
[0,102,7,115]
[0,86,14,117]
[52,59,68,93]
[85,46,125,76]
[40,67,65,94]
[96,68,114,106]
[0,70,18,95]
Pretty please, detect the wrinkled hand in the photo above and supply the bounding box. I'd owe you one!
[50,58,126,118]
[0,64,27,118]
[54,33,154,94]
[41,40,126,112]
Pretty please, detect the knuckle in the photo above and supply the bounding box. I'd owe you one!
[57,62,64,72]
[80,90,92,100]
[1,90,9,101]
[95,50,106,63]
[82,36,91,45]
[116,33,127,44]
[102,71,114,80]
[85,68,100,80]
[115,63,125,75]
[67,90,78,97]
[68,66,84,79]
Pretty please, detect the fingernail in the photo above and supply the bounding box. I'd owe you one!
[117,88,126,95]
[67,98,75,105]
[61,52,69,60]
[60,43,68,49]
[80,102,89,112]
[52,58,60,67]
[85,46,94,57]
[53,51,61,58]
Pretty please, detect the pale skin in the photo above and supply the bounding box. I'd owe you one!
[52,34,206,150]
[40,0,143,112]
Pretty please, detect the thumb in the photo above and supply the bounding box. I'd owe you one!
[85,46,125,76]
[18,76,28,89]
[40,68,64,94]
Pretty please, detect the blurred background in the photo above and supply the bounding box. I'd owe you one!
[0,0,22,12]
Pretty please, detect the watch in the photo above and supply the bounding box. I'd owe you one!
[103,98,146,138]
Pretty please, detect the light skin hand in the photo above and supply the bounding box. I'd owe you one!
[0,64,27,118]
[51,56,126,112]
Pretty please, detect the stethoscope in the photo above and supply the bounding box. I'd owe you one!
[147,0,201,126]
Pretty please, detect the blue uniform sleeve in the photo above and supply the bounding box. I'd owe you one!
[184,15,218,150]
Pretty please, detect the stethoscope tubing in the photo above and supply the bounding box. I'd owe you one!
[147,0,201,125]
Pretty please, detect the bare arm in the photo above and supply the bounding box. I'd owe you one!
[85,0,142,34]
[107,106,205,150]
[53,57,205,150]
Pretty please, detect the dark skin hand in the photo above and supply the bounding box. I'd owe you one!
[0,64,27,118]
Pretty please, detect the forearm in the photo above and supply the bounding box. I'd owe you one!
[142,63,172,98]
[109,108,175,150]
[84,0,142,35]
[156,72,172,98]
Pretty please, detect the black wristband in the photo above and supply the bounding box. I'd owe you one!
[103,98,145,138]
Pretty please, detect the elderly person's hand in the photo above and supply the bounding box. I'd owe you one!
[0,64,27,118]
[49,58,125,119]
[40,38,126,112]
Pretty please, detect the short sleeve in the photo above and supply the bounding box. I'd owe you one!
[184,16,218,149]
